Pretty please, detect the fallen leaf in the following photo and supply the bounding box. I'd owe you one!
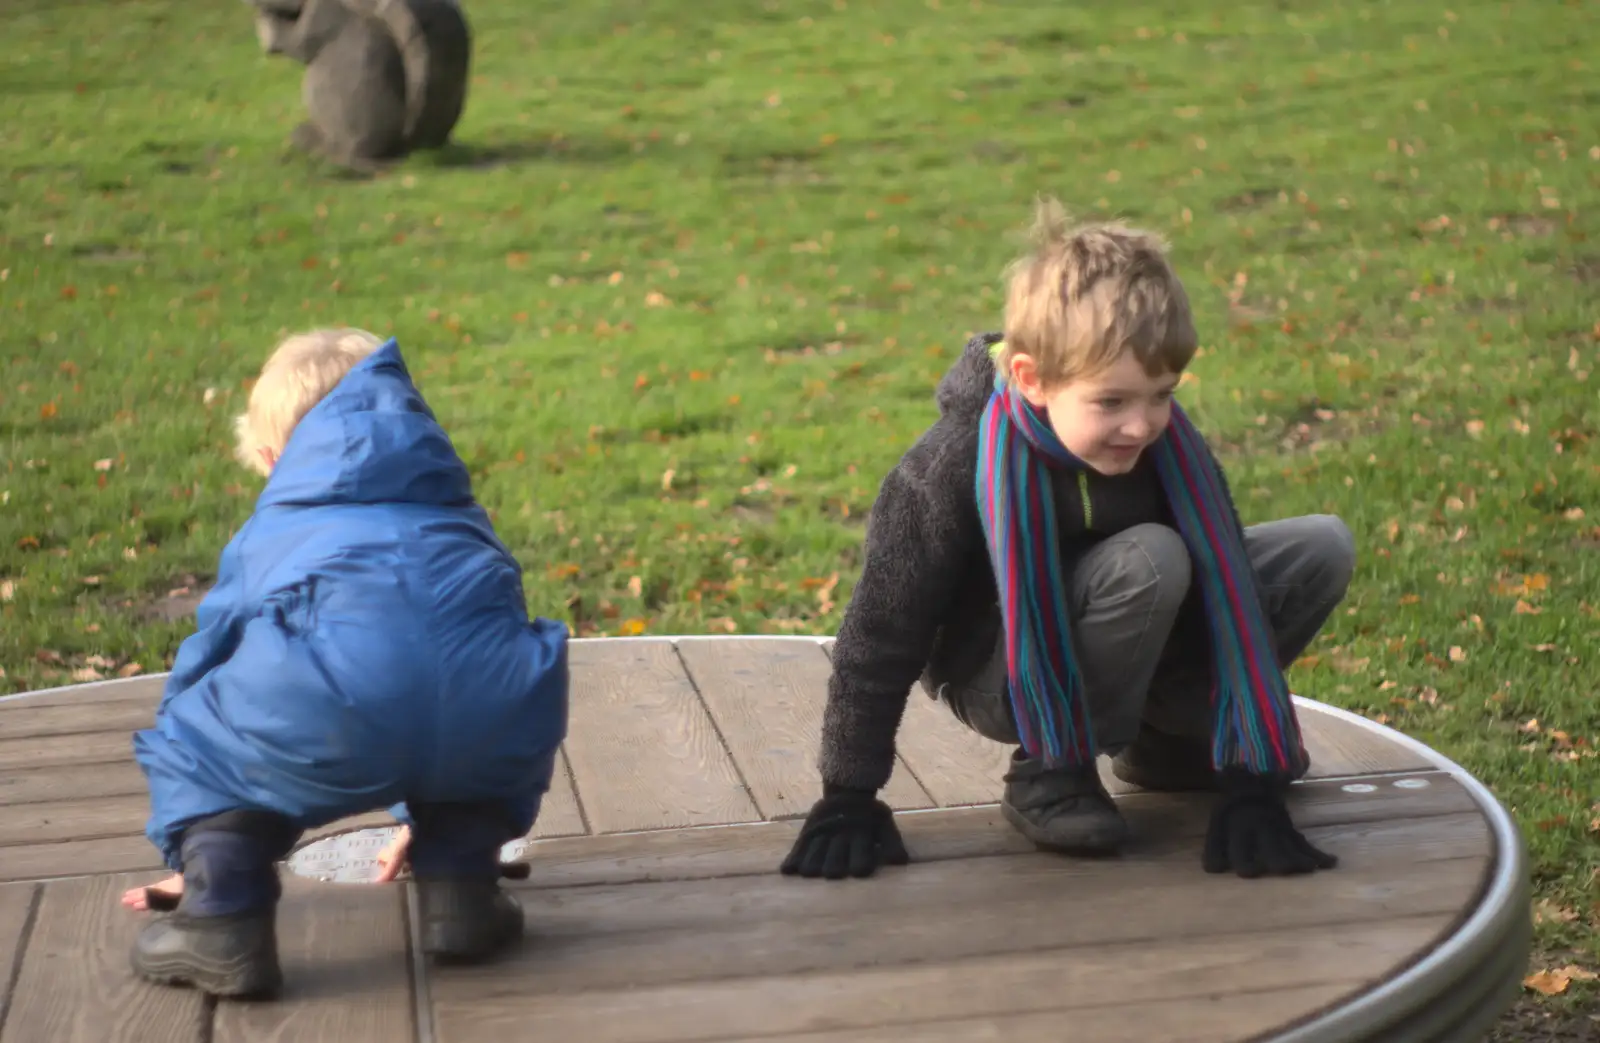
[1515,599,1542,614]
[93,458,113,472]
[1533,899,1578,925]
[117,662,144,678]
[0,579,13,601]
[71,667,103,682]
[627,575,643,598]
[39,402,58,420]
[1448,645,1467,662]
[619,618,648,636]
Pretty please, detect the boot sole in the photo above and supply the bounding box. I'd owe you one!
[421,919,523,964]
[1001,802,1129,855]
[131,950,283,999]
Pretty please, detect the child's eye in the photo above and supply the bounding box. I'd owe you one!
[1096,398,1123,409]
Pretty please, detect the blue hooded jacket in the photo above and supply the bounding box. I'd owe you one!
[133,339,569,867]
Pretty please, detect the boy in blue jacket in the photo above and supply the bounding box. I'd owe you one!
[126,329,569,998]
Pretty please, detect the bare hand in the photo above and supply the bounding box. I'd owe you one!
[373,825,412,883]
[121,873,183,912]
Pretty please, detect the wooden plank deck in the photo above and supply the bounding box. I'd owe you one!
[0,636,1517,1043]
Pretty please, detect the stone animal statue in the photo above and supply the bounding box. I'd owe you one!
[246,0,471,169]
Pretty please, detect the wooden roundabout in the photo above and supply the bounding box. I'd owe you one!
[0,635,1530,1043]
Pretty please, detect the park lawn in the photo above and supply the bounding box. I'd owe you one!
[1,0,1595,1028]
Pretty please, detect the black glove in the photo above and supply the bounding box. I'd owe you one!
[779,785,909,879]
[1203,769,1337,878]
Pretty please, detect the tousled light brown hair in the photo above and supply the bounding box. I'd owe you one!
[997,197,1198,387]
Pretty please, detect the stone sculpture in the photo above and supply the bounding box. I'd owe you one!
[245,0,471,169]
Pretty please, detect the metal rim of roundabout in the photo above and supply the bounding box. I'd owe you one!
[0,635,1532,1041]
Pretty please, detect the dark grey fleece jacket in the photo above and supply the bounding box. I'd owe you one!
[818,332,1174,793]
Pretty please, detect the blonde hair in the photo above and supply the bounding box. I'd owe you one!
[998,198,1198,388]
[234,328,384,475]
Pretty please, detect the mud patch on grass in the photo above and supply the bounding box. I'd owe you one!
[138,575,210,623]
[1488,213,1557,238]
[1218,186,1286,212]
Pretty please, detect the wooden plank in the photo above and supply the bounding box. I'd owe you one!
[0,835,165,884]
[0,675,165,711]
[515,771,1478,890]
[0,761,148,807]
[212,878,412,1043]
[1296,703,1437,777]
[437,826,1486,1003]
[562,640,759,833]
[434,915,1440,1043]
[0,884,38,1028]
[0,700,158,742]
[893,691,1015,806]
[675,639,933,819]
[528,748,587,840]
[817,638,1012,807]
[0,795,149,848]
[748,983,1356,1043]
[0,873,207,1043]
[0,731,138,773]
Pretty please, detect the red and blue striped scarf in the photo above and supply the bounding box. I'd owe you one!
[975,376,1309,779]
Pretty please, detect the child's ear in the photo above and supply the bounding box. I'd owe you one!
[1008,352,1051,407]
[258,447,277,474]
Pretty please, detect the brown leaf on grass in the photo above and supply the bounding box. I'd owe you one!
[1524,966,1599,996]
[117,662,144,678]
[71,667,102,682]
[1533,899,1578,925]
[627,575,643,598]
[1448,645,1467,662]
[618,618,647,636]
[39,402,58,420]
[547,563,581,580]
[1515,599,1542,614]
[0,579,13,601]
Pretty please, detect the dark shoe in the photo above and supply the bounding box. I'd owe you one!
[1111,723,1219,792]
[414,877,524,962]
[406,800,526,962]
[131,828,285,998]
[133,911,282,998]
[1001,752,1128,854]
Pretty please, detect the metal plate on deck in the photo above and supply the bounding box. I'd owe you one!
[285,825,530,883]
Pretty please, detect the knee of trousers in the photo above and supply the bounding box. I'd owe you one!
[1082,523,1193,617]
[1307,514,1357,596]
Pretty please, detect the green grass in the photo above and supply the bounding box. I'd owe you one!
[2,0,1596,1024]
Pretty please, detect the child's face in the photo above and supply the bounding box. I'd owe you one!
[1012,351,1181,475]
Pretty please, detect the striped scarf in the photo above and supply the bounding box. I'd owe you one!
[975,375,1309,779]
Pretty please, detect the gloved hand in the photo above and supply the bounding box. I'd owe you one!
[780,785,909,879]
[1203,769,1337,878]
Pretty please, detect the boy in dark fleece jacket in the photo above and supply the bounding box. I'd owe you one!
[781,200,1356,881]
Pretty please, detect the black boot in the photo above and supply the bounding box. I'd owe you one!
[1001,752,1128,854]
[1110,723,1219,792]
[131,820,290,998]
[408,802,524,963]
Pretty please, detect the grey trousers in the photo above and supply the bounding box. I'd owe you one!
[921,515,1357,756]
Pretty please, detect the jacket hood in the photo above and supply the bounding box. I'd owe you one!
[934,331,1004,419]
[256,338,474,509]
